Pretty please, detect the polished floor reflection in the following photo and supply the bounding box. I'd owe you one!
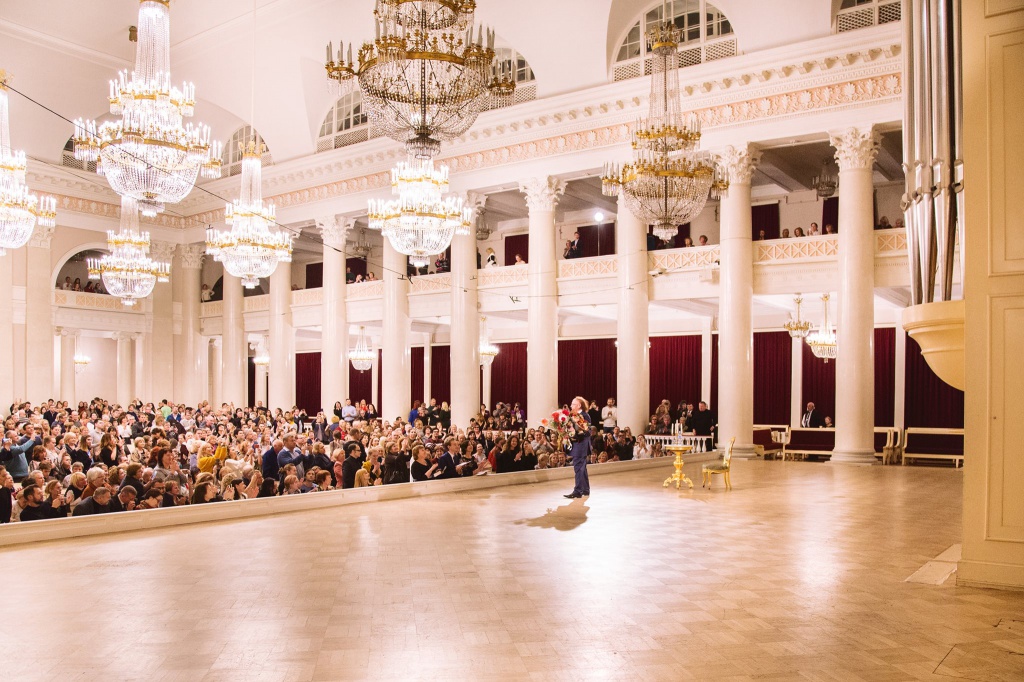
[4,460,1024,681]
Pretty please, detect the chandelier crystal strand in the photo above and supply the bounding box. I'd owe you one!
[478,316,498,366]
[806,293,838,362]
[784,294,813,339]
[88,194,170,307]
[206,139,293,288]
[325,0,514,159]
[601,3,727,240]
[368,157,471,266]
[0,72,56,256]
[73,0,221,217]
[350,326,375,371]
[813,158,838,199]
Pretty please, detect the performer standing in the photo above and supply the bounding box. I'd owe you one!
[564,396,592,499]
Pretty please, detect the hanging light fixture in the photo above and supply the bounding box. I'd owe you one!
[349,226,372,259]
[479,316,498,366]
[252,336,270,368]
[73,354,91,373]
[325,0,514,159]
[806,293,838,362]
[350,326,375,372]
[812,158,838,199]
[368,158,471,267]
[602,0,727,241]
[0,72,56,256]
[784,294,813,339]
[87,194,170,307]
[73,0,221,217]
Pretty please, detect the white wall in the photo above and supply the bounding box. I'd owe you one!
[73,336,117,404]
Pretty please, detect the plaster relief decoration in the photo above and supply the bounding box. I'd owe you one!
[875,229,908,254]
[347,280,385,300]
[409,273,453,294]
[649,245,721,271]
[477,265,529,288]
[290,288,323,307]
[558,256,619,279]
[757,236,839,262]
[243,295,269,313]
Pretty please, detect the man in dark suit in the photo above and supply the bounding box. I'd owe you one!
[72,487,113,516]
[567,231,582,259]
[261,439,284,481]
[564,397,592,498]
[340,442,363,489]
[801,402,826,428]
[109,486,137,512]
[688,401,717,449]
[433,437,460,479]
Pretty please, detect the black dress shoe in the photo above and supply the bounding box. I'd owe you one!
[563,493,581,499]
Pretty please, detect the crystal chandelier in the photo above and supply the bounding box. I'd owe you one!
[806,294,838,362]
[784,294,812,339]
[350,326,375,372]
[73,0,221,217]
[601,3,727,241]
[368,158,471,267]
[479,316,498,366]
[206,139,293,289]
[0,72,56,256]
[325,0,514,159]
[813,158,838,199]
[87,195,170,307]
[74,354,91,374]
[349,227,373,259]
[252,336,270,368]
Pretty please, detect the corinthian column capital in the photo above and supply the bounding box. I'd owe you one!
[716,145,762,185]
[317,215,353,249]
[29,223,56,249]
[830,126,880,172]
[519,177,567,213]
[149,241,176,263]
[177,243,205,270]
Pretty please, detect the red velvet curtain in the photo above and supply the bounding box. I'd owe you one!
[576,223,616,257]
[649,335,702,416]
[305,262,323,289]
[558,339,617,408]
[295,352,322,413]
[430,345,451,404]
[247,357,255,407]
[802,341,836,423]
[410,347,424,405]
[874,328,896,426]
[504,234,529,266]
[710,333,719,409]
[377,349,383,413]
[751,203,781,240]
[905,335,964,428]
[754,332,791,424]
[822,197,839,233]
[349,361,373,405]
[490,342,527,409]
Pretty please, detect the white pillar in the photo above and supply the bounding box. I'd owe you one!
[830,127,880,464]
[716,145,760,455]
[269,259,295,410]
[422,333,433,405]
[24,224,55,404]
[790,335,804,428]
[615,194,650,433]
[520,177,566,426]
[148,241,176,403]
[172,244,205,405]
[115,332,134,406]
[210,338,223,407]
[318,216,351,411]
[58,329,77,405]
[253,336,269,408]
[133,333,147,403]
[382,241,410,420]
[450,228,480,427]
[221,274,247,407]
[0,255,13,414]
[701,320,713,403]
[482,360,492,409]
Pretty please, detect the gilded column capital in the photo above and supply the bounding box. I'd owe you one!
[830,126,880,172]
[177,243,205,270]
[29,223,56,249]
[519,177,567,213]
[716,145,762,185]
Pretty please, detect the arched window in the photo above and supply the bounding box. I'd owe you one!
[484,48,538,111]
[222,125,272,177]
[61,137,97,172]
[317,92,370,153]
[834,0,901,33]
[612,0,737,82]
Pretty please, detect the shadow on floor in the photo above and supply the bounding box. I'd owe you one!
[514,498,590,531]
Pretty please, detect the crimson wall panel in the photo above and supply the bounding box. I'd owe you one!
[295,352,322,414]
[649,335,702,416]
[753,331,791,424]
[905,335,964,428]
[430,345,451,405]
[874,328,896,427]
[490,342,527,409]
[557,338,617,409]
[801,341,836,423]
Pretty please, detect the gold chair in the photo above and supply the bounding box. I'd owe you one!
[702,436,734,490]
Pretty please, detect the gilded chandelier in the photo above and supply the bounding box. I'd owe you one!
[368,158,471,267]
[479,316,498,366]
[350,326,375,372]
[602,3,727,240]
[325,0,514,159]
[88,195,170,307]
[74,0,221,217]
[206,140,293,289]
[784,295,812,339]
[813,158,838,199]
[806,294,838,362]
[0,73,56,256]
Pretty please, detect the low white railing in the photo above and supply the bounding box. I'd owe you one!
[644,434,716,453]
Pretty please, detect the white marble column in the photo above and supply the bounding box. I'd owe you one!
[148,241,176,403]
[221,274,247,407]
[481,360,492,410]
[209,338,223,407]
[57,328,78,405]
[172,243,205,405]
[253,336,269,408]
[830,127,880,464]
[24,224,55,404]
[318,215,351,410]
[115,332,134,406]
[790,335,804,428]
[268,259,295,410]
[450,226,480,427]
[615,194,650,433]
[382,241,410,420]
[716,145,760,456]
[701,320,714,403]
[0,257,14,414]
[133,333,147,403]
[519,177,566,426]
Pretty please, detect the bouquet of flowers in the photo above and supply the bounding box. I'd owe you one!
[541,409,584,452]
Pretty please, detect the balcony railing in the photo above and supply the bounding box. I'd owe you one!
[53,290,138,312]
[558,255,618,279]
[477,265,528,288]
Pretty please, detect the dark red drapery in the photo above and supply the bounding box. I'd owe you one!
[247,357,255,407]
[874,328,896,426]
[822,197,839,233]
[904,335,964,428]
[410,347,424,405]
[504,234,529,266]
[377,349,383,412]
[710,333,719,410]
[802,341,836,423]
[349,359,372,405]
[305,262,322,289]
[295,352,322,414]
[754,331,791,424]
[557,338,617,408]
[430,345,451,404]
[649,335,702,416]
[490,342,527,409]
[576,223,616,257]
[751,203,781,240]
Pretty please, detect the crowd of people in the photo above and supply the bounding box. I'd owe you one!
[1,394,674,524]
[646,399,718,439]
[56,276,107,294]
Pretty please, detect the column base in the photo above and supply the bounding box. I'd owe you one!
[829,449,878,465]
[724,443,759,459]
